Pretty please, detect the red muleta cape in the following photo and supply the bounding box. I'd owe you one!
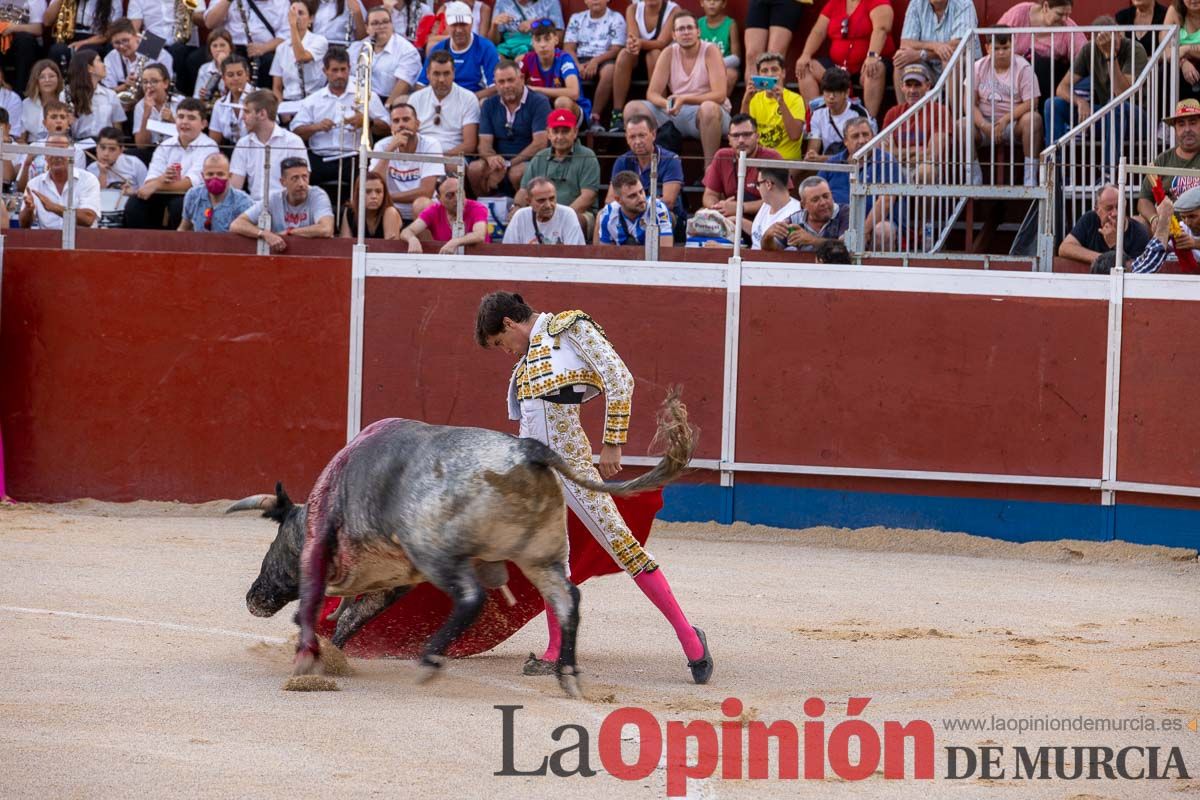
[315,489,663,658]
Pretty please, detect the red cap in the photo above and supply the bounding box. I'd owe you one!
[546,108,578,129]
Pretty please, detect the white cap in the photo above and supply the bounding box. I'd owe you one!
[444,1,473,24]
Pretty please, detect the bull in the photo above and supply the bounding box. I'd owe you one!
[229,393,694,697]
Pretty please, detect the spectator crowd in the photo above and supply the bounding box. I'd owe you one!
[1,0,1197,269]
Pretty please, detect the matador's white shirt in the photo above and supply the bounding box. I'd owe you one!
[506,311,633,446]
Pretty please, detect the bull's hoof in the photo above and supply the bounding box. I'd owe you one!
[687,627,714,685]
[556,665,583,699]
[294,642,321,676]
[522,653,556,676]
[415,654,445,685]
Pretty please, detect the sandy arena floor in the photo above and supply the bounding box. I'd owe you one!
[2,500,1199,799]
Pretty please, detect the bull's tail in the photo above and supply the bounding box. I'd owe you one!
[523,388,696,496]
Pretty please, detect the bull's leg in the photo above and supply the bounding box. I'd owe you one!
[294,521,337,676]
[330,586,413,649]
[416,564,486,683]
[520,562,582,699]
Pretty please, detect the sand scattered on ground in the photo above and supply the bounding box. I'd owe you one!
[282,675,339,692]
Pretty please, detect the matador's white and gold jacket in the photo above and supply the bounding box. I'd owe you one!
[506,311,633,446]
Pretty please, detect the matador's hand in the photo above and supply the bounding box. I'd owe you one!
[598,444,622,479]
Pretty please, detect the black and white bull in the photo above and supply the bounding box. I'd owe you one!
[229,394,694,697]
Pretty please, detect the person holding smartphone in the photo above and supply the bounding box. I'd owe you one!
[740,50,806,160]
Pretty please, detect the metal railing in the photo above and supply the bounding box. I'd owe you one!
[853,25,1175,267]
[354,146,466,249]
[1113,159,1200,273]
[854,36,975,258]
[1040,25,1177,260]
[731,152,856,259]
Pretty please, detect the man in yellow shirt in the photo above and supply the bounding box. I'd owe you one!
[741,50,807,160]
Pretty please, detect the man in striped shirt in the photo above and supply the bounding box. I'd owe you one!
[894,0,980,82]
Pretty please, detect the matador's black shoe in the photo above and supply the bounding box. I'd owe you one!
[522,652,556,676]
[688,627,714,685]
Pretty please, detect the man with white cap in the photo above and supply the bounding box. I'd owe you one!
[415,1,500,97]
[1137,99,1200,225]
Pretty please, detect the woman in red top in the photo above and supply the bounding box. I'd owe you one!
[794,0,895,118]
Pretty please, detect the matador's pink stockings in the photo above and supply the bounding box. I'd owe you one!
[540,568,703,662]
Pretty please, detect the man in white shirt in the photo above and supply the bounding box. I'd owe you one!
[291,47,387,199]
[370,102,442,220]
[104,18,176,99]
[405,49,479,157]
[204,0,289,88]
[230,89,310,201]
[502,176,584,245]
[87,126,148,191]
[231,156,335,250]
[128,0,206,94]
[350,6,421,104]
[124,97,219,228]
[20,133,102,230]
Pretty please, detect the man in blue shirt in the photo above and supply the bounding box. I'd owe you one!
[604,113,686,239]
[468,59,551,196]
[595,169,673,248]
[416,1,500,97]
[179,153,253,233]
[818,115,905,249]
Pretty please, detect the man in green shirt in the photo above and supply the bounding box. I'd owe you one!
[512,107,601,236]
[1137,99,1200,225]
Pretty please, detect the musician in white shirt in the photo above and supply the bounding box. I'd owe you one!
[64,48,127,139]
[88,125,148,190]
[290,47,386,194]
[103,18,175,97]
[312,0,363,47]
[44,0,122,71]
[269,0,327,101]
[128,0,207,94]
[131,61,182,148]
[208,53,250,144]
[203,0,287,88]
[229,89,309,200]
[348,6,420,104]
[1,0,49,95]
[124,96,218,227]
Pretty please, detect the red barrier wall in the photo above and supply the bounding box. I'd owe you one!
[737,287,1109,478]
[361,278,727,461]
[0,248,350,501]
[1117,299,1200,489]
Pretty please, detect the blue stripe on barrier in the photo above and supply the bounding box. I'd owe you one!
[659,483,1199,550]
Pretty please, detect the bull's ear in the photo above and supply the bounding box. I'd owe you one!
[274,481,294,512]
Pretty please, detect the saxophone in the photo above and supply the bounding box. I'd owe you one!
[52,0,76,43]
[117,54,147,106]
[174,0,199,43]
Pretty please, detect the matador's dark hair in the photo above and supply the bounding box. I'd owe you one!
[475,291,534,347]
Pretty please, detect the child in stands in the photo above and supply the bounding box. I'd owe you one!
[521,21,590,121]
[699,0,739,98]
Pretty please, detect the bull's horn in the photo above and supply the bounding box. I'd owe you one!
[225,494,277,514]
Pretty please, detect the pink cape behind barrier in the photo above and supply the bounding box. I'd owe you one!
[315,489,664,658]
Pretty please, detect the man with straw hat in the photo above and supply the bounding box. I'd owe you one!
[1137,99,1200,225]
